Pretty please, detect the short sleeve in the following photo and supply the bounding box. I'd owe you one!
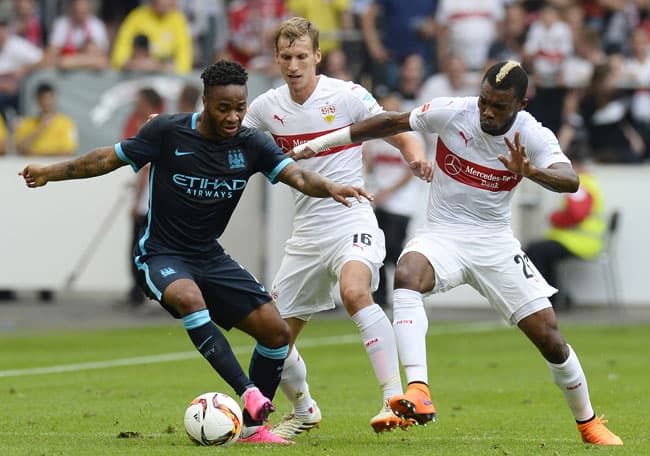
[345,82,383,122]
[408,97,458,134]
[523,122,570,169]
[249,130,294,183]
[115,114,167,172]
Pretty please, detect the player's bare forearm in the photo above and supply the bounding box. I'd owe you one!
[278,163,372,206]
[279,163,335,197]
[527,163,579,193]
[384,130,433,182]
[350,111,412,142]
[289,111,413,160]
[19,146,125,188]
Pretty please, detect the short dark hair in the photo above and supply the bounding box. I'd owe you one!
[200,60,248,96]
[36,82,55,97]
[138,87,163,110]
[482,61,528,101]
[133,34,149,50]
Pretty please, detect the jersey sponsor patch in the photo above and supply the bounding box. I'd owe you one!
[436,140,522,192]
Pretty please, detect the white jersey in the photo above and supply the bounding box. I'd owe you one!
[409,96,570,229]
[244,75,383,235]
[363,135,422,217]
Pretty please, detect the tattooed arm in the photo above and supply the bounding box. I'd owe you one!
[19,146,127,188]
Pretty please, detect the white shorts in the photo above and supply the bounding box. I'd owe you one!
[400,225,556,325]
[272,222,386,320]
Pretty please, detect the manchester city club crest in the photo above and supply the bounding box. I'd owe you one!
[228,149,246,169]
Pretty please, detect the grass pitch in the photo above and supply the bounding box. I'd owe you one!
[0,315,647,455]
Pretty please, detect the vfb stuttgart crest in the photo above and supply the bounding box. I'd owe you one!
[320,104,336,123]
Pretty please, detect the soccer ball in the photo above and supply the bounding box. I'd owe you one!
[184,392,243,446]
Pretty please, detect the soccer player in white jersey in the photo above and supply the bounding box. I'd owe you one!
[243,16,433,437]
[292,60,623,446]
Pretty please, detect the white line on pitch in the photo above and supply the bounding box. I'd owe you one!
[0,321,505,378]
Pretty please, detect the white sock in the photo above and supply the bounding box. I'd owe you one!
[279,346,315,415]
[393,288,429,384]
[547,344,594,422]
[351,303,402,399]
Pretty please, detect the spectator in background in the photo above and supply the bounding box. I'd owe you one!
[0,114,7,155]
[99,0,140,44]
[525,152,606,310]
[14,82,78,156]
[524,2,574,88]
[122,87,164,306]
[319,47,353,81]
[11,0,43,47]
[523,1,574,134]
[486,2,528,66]
[363,93,425,308]
[436,0,504,72]
[120,34,160,73]
[43,0,110,71]
[361,0,438,93]
[417,54,480,104]
[111,0,193,74]
[561,25,607,90]
[177,82,201,112]
[227,0,289,77]
[621,26,650,160]
[559,62,646,163]
[0,18,43,122]
[178,0,229,68]
[394,53,426,111]
[286,0,353,56]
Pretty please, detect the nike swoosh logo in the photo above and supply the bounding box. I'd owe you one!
[174,149,194,156]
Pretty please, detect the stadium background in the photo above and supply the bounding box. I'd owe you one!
[1,0,649,309]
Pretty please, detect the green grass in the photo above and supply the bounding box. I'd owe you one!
[0,318,648,455]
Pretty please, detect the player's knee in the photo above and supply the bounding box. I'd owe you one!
[340,284,371,311]
[261,317,291,348]
[164,284,205,316]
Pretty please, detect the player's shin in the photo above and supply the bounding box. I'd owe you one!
[183,309,253,395]
[546,344,594,421]
[352,303,402,398]
[392,289,429,384]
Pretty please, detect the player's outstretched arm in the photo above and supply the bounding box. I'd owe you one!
[288,111,412,160]
[277,162,373,207]
[498,132,579,193]
[19,146,126,188]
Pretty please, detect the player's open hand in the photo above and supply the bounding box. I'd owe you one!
[409,159,434,182]
[328,183,374,207]
[18,164,49,188]
[287,143,317,160]
[498,131,532,176]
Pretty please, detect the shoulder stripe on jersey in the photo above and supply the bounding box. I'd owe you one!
[435,140,522,192]
[265,157,294,183]
[114,143,138,172]
[191,112,199,130]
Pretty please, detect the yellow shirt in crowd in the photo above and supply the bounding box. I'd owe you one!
[111,5,193,74]
[14,113,78,156]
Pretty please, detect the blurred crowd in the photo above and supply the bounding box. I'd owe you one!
[0,0,648,163]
